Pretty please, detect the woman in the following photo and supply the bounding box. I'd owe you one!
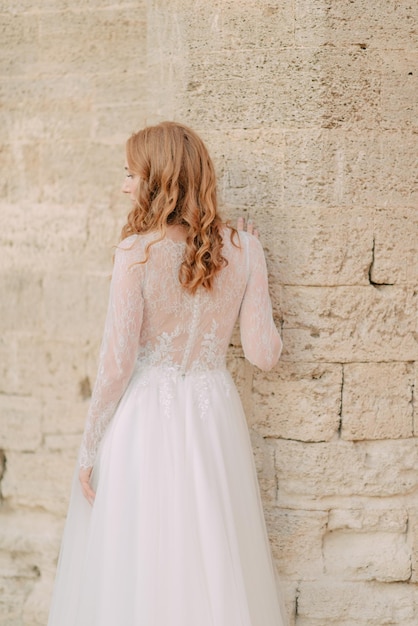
[48,121,285,626]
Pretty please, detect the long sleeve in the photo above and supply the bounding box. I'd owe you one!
[239,233,282,371]
[79,237,144,469]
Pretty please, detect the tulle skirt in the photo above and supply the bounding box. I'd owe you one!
[48,365,286,626]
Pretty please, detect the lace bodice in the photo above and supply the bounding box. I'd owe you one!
[79,228,282,468]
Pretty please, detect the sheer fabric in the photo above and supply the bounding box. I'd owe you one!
[48,228,286,626]
[79,228,281,469]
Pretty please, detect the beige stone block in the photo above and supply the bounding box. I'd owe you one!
[296,581,417,624]
[182,49,323,130]
[42,272,88,339]
[42,271,109,343]
[372,207,418,286]
[44,434,82,454]
[409,507,418,583]
[0,576,30,623]
[84,206,122,272]
[0,0,145,12]
[295,0,418,49]
[0,143,40,203]
[249,433,277,504]
[284,130,418,209]
[0,271,43,333]
[188,48,380,129]
[93,105,148,144]
[23,575,55,626]
[173,0,294,52]
[0,509,63,563]
[0,203,89,272]
[341,362,414,440]
[265,507,327,579]
[0,395,42,452]
[38,10,146,75]
[0,75,93,144]
[0,13,38,75]
[0,550,38,580]
[42,399,87,436]
[328,509,408,534]
[319,50,381,130]
[264,206,373,287]
[0,334,19,396]
[2,451,75,515]
[323,530,411,582]
[203,128,284,210]
[14,336,88,401]
[275,439,418,500]
[252,363,342,442]
[0,508,63,625]
[39,141,122,204]
[281,285,418,362]
[381,51,418,131]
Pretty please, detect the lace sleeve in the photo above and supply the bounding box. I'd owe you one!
[239,234,282,371]
[79,237,144,469]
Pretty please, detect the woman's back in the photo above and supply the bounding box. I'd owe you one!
[119,227,280,374]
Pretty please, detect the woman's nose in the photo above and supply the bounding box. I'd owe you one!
[121,179,130,193]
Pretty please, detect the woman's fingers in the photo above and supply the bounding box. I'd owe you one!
[236,216,259,239]
[79,468,96,505]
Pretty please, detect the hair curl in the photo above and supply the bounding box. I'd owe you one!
[120,121,235,293]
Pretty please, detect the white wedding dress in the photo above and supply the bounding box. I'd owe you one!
[47,227,286,626]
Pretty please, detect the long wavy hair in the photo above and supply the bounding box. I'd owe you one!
[121,121,234,293]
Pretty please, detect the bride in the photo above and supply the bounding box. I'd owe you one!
[47,121,286,626]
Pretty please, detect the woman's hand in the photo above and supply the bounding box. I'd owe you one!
[237,216,259,239]
[79,467,95,505]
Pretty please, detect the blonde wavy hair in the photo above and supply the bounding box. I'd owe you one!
[121,121,235,293]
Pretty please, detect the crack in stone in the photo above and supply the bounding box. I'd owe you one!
[0,449,6,502]
[410,381,415,436]
[338,364,344,437]
[368,236,394,288]
[295,585,300,616]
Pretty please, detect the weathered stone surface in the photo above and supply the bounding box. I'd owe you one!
[0,509,64,626]
[252,363,342,442]
[281,285,418,362]
[295,0,418,49]
[372,207,418,286]
[41,399,87,437]
[204,128,285,210]
[409,508,418,583]
[275,439,418,500]
[266,507,328,579]
[328,509,408,533]
[341,362,414,441]
[181,1,295,52]
[284,130,418,209]
[264,206,373,287]
[2,451,75,516]
[323,530,411,582]
[380,51,418,131]
[296,581,417,624]
[0,395,42,452]
[0,203,89,271]
[0,13,39,75]
[0,272,43,333]
[10,336,88,401]
[38,10,146,75]
[249,433,277,505]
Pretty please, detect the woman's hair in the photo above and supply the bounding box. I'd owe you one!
[121,121,233,293]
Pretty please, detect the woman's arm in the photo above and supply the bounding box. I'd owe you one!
[79,238,144,476]
[239,231,282,371]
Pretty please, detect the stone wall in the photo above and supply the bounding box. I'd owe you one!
[1,1,417,624]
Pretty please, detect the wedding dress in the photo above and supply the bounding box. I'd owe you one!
[47,227,286,626]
